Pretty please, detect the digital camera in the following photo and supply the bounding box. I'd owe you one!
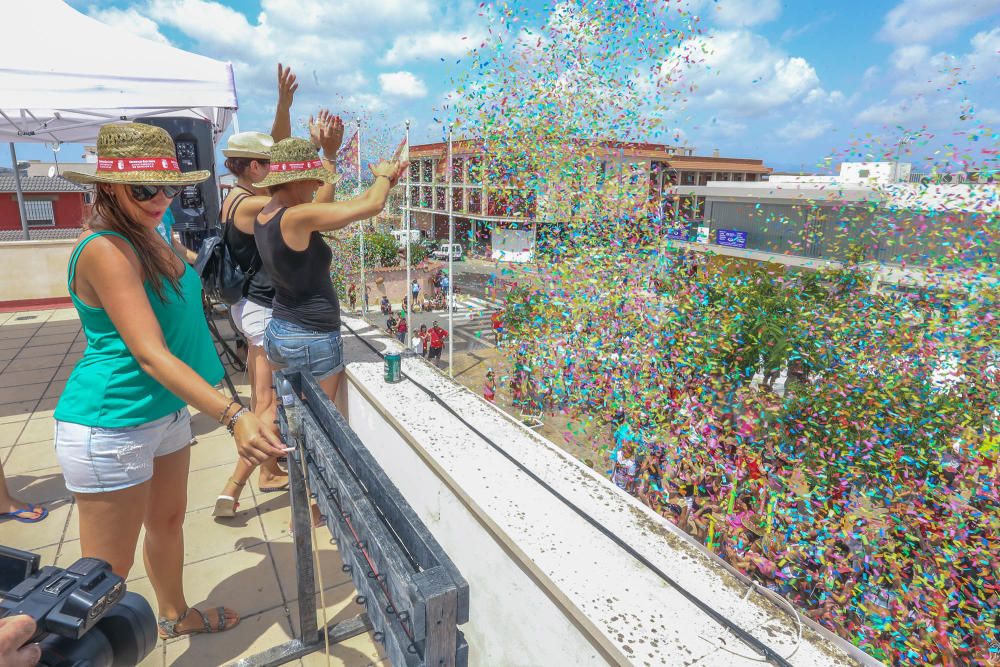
[0,545,157,667]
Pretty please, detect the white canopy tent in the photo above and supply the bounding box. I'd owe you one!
[0,0,238,238]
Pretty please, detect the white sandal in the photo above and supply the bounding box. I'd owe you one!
[212,478,244,518]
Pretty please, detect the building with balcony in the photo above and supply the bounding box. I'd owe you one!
[663,162,1000,277]
[405,139,772,263]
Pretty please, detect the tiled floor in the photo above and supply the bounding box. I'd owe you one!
[0,308,385,667]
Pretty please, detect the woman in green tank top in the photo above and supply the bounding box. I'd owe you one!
[55,123,288,640]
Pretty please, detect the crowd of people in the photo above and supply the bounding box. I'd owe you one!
[494,246,999,665]
[1,63,407,647]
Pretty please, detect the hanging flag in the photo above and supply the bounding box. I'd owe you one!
[339,131,359,178]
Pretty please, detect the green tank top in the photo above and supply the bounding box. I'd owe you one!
[54,231,224,427]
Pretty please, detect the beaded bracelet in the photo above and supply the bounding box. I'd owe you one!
[226,408,248,436]
[218,399,242,425]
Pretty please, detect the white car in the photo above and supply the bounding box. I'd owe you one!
[432,243,464,261]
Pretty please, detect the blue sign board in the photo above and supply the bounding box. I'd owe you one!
[666,228,687,240]
[716,229,748,249]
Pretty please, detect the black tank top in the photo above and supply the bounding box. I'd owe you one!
[223,187,275,308]
[254,208,340,332]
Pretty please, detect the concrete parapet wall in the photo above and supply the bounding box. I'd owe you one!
[0,239,74,303]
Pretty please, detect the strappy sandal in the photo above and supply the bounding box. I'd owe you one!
[157,606,240,639]
[212,479,245,518]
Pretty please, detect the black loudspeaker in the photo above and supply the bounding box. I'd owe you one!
[139,117,220,235]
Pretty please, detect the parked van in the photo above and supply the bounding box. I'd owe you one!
[432,243,464,261]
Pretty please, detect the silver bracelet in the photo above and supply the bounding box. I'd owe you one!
[226,407,248,436]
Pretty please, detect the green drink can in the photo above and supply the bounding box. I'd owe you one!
[384,352,402,384]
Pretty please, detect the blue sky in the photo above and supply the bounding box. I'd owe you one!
[6,0,999,173]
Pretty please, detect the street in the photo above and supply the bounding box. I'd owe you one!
[348,258,511,355]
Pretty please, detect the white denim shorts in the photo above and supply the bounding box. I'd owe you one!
[231,298,273,347]
[54,409,192,494]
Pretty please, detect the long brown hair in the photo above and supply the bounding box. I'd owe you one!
[88,185,182,301]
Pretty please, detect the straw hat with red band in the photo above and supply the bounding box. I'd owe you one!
[63,123,211,186]
[252,137,340,189]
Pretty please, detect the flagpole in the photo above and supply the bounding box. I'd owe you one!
[405,120,412,345]
[447,128,454,378]
[357,118,366,316]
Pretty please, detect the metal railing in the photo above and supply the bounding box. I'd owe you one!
[231,370,469,667]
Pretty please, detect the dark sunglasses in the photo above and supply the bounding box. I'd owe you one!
[128,184,183,202]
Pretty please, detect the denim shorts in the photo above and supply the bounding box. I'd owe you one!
[264,318,344,381]
[54,409,192,494]
[231,298,273,347]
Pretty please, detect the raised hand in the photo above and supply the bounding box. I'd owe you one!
[277,63,298,109]
[309,110,344,158]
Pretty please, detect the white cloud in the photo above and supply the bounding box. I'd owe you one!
[709,0,782,27]
[879,0,1000,44]
[381,28,484,65]
[777,119,833,141]
[260,0,434,33]
[664,30,828,115]
[379,71,428,98]
[675,0,782,27]
[87,6,169,43]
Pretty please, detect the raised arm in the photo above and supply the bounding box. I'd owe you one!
[285,160,406,233]
[79,236,287,465]
[271,64,298,142]
[309,110,344,204]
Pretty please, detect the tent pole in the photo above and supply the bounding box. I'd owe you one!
[9,143,30,241]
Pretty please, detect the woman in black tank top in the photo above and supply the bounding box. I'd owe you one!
[213,64,305,519]
[253,129,406,405]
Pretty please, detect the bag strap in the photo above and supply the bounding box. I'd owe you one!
[222,192,261,275]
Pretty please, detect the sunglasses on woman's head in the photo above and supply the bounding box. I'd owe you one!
[128,184,183,202]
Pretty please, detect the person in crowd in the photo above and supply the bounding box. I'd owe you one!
[254,136,406,410]
[426,320,448,367]
[491,307,504,347]
[380,295,392,315]
[411,279,420,304]
[347,283,357,311]
[0,464,46,523]
[395,311,408,343]
[611,442,638,493]
[58,122,286,640]
[386,312,398,337]
[484,368,497,403]
[411,326,425,356]
[213,64,303,518]
[417,324,430,357]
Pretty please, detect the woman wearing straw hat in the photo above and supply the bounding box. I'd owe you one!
[254,137,406,404]
[211,67,347,517]
[57,122,287,639]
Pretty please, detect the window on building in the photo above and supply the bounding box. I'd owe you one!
[420,186,431,208]
[409,186,420,208]
[746,173,757,182]
[422,160,433,183]
[468,189,482,214]
[435,187,445,210]
[468,157,482,184]
[733,173,744,182]
[717,172,731,181]
[26,200,55,227]
[698,172,712,186]
[452,158,465,184]
[452,187,464,212]
[681,171,696,185]
[409,161,420,183]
